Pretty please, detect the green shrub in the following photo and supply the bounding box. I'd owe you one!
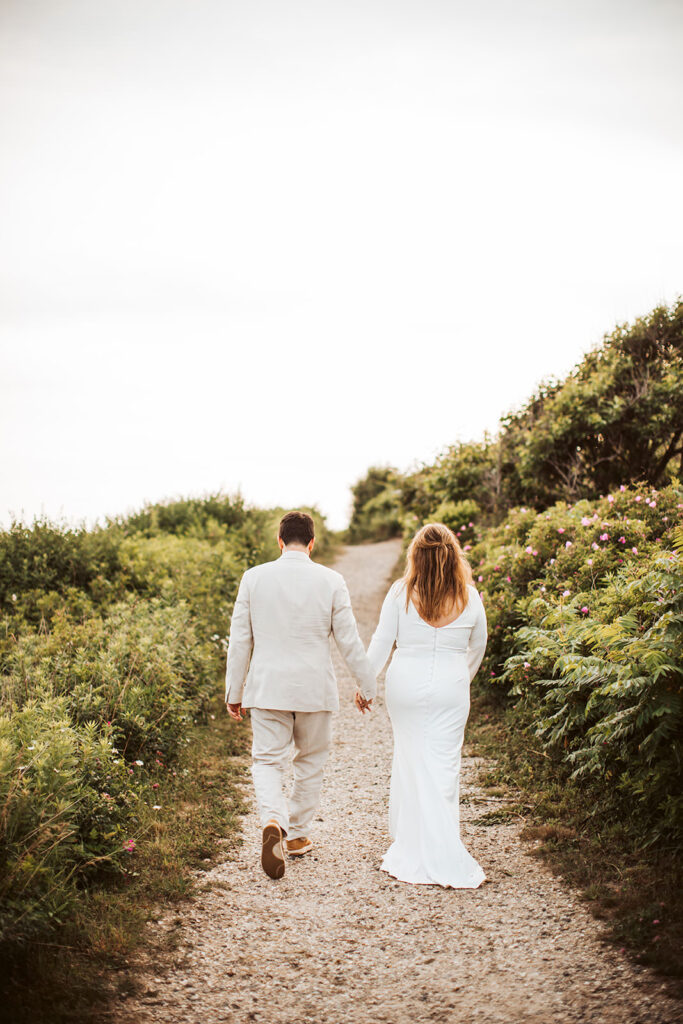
[500,542,683,844]
[348,301,683,542]
[347,467,403,542]
[0,519,125,633]
[117,534,247,643]
[466,484,681,684]
[431,499,480,544]
[114,493,253,539]
[457,487,682,845]
[0,594,217,946]
[0,698,139,944]
[3,598,216,760]
[498,301,683,507]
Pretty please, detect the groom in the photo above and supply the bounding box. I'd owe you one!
[224,510,377,879]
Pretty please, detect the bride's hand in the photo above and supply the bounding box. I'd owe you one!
[355,692,373,714]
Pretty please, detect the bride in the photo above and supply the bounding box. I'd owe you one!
[363,522,488,888]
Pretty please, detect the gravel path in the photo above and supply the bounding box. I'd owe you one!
[117,540,682,1024]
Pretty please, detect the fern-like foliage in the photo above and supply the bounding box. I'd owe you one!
[502,548,683,845]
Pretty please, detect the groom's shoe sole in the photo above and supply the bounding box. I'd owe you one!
[261,822,285,880]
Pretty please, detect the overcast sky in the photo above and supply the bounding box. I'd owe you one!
[1,0,682,530]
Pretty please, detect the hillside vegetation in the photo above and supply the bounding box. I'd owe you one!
[0,496,335,1018]
[348,301,683,977]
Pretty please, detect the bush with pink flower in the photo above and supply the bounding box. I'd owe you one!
[465,484,683,843]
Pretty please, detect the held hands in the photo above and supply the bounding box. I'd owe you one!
[226,701,244,722]
[355,691,373,714]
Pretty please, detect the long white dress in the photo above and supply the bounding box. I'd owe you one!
[366,579,488,888]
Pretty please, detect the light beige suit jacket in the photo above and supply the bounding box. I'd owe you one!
[224,550,377,712]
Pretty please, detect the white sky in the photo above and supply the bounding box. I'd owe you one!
[1,0,682,530]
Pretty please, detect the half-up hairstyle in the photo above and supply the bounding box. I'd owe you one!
[402,522,473,623]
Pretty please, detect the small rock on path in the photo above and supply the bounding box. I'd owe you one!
[116,540,681,1024]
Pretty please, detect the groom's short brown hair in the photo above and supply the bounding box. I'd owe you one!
[279,510,315,547]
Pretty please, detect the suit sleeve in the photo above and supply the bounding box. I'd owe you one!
[224,573,253,703]
[331,579,377,700]
[466,588,488,682]
[366,583,400,678]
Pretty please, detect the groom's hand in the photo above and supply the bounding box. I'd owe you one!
[226,701,244,722]
[355,692,373,714]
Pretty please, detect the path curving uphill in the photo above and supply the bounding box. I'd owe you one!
[117,540,681,1024]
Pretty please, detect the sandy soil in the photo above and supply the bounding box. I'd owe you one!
[116,540,682,1024]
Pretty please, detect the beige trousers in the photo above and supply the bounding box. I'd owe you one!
[250,708,333,840]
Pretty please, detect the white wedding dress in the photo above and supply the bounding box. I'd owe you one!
[366,579,488,888]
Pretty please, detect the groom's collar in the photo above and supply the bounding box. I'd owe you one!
[279,550,311,561]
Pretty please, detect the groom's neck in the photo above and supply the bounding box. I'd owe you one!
[282,543,310,555]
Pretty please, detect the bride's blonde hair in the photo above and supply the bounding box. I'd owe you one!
[402,522,473,623]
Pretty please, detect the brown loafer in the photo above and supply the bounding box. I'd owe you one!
[285,837,313,856]
[261,820,286,879]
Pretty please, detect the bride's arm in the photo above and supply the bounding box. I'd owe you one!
[366,582,400,677]
[466,588,488,682]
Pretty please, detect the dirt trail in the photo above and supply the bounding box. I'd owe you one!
[117,540,681,1024]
